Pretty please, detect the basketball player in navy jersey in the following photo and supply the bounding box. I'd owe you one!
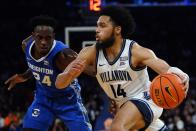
[4,16,92,131]
[55,6,189,131]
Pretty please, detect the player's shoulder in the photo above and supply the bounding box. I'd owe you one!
[21,36,34,52]
[55,40,69,47]
[132,42,150,54]
[54,41,75,61]
[131,41,155,61]
[55,40,65,44]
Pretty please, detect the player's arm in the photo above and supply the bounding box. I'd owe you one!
[55,48,78,71]
[132,43,170,74]
[21,35,34,79]
[4,68,33,90]
[132,43,189,94]
[55,45,96,89]
[4,36,34,90]
[55,48,96,76]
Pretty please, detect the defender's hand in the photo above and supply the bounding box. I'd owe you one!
[4,74,26,90]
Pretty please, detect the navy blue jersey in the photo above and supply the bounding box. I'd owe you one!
[25,40,80,97]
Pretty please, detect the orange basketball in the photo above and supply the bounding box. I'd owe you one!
[150,73,185,109]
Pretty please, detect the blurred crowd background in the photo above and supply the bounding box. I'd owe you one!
[0,0,196,131]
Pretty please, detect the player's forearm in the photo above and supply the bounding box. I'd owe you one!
[18,68,33,82]
[55,72,74,89]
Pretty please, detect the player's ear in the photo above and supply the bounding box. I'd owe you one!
[115,26,121,35]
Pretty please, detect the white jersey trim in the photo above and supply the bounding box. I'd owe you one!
[29,40,56,62]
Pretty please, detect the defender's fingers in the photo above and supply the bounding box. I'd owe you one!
[5,77,12,84]
[8,83,15,91]
[5,74,17,84]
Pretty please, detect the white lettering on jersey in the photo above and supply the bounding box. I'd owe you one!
[99,70,132,82]
[96,39,151,105]
[28,62,53,75]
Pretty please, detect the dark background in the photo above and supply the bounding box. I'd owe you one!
[0,0,195,131]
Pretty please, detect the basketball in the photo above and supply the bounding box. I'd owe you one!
[150,73,185,109]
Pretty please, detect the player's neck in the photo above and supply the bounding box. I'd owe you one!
[32,47,45,59]
[105,37,123,55]
[33,51,42,59]
[105,38,123,60]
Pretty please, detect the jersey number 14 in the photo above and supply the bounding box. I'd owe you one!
[110,84,126,98]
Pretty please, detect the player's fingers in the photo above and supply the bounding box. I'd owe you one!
[4,79,10,84]
[180,74,189,84]
[69,68,83,76]
[73,62,85,67]
[4,74,17,84]
[5,76,14,84]
[184,81,189,95]
[74,59,86,66]
[72,67,82,72]
[71,65,83,72]
[8,82,15,91]
[72,62,86,70]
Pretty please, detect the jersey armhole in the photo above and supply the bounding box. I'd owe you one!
[129,41,147,71]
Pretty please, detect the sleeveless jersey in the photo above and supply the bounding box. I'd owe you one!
[96,39,151,105]
[25,40,80,97]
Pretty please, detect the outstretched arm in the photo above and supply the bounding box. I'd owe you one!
[4,68,33,90]
[55,48,96,76]
[132,43,189,95]
[55,46,96,89]
[4,35,34,90]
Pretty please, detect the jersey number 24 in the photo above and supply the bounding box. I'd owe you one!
[32,72,52,86]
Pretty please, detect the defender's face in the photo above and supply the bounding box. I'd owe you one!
[32,26,55,55]
[96,16,115,44]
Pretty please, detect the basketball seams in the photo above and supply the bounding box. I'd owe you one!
[150,73,185,109]
[162,75,180,103]
[160,76,170,108]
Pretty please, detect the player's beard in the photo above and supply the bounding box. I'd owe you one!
[96,32,115,50]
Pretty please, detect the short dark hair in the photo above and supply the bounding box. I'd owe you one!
[30,15,57,31]
[100,6,136,38]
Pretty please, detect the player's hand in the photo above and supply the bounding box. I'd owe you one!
[4,74,26,90]
[66,59,86,78]
[108,99,118,116]
[167,67,189,96]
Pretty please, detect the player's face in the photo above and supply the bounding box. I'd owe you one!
[32,26,55,56]
[96,16,115,49]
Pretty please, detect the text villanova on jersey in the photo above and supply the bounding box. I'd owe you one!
[99,70,132,82]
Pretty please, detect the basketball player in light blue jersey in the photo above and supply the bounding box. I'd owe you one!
[5,16,92,131]
[55,6,189,131]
